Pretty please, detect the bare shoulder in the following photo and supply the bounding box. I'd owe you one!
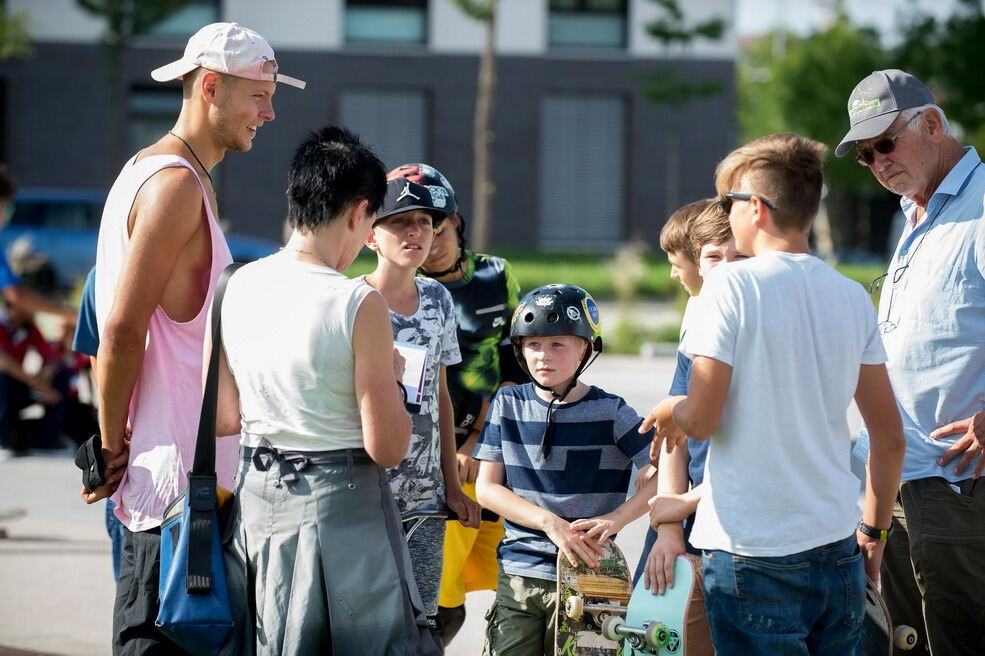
[131,165,207,239]
[354,288,389,326]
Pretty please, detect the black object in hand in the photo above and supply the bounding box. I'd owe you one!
[75,434,106,490]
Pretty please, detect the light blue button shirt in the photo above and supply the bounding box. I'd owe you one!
[854,147,985,482]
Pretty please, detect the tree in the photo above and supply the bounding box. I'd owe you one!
[75,0,190,163]
[738,14,888,255]
[449,0,496,252]
[0,6,32,60]
[895,0,985,152]
[640,0,727,218]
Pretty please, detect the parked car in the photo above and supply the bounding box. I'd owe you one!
[1,187,280,291]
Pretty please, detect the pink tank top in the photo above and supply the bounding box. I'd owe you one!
[94,154,237,532]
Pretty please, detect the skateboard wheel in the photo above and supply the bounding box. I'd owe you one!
[645,622,670,649]
[565,595,584,621]
[894,625,917,650]
[601,615,625,641]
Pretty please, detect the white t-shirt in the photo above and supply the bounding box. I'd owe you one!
[681,251,885,557]
[221,252,374,452]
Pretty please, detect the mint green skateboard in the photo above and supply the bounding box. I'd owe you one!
[602,555,711,655]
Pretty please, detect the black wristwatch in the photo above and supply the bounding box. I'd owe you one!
[857,519,893,541]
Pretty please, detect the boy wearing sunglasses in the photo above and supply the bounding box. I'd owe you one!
[663,132,904,654]
[836,69,985,656]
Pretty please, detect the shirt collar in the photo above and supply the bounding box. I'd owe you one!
[901,146,981,226]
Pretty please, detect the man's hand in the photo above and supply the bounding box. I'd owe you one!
[80,441,130,505]
[931,410,985,478]
[446,485,480,528]
[857,530,887,585]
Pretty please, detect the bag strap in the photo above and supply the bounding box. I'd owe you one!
[186,261,242,594]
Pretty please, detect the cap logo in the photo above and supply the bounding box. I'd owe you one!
[850,98,881,116]
[396,182,420,203]
[428,186,449,208]
[566,306,581,322]
[535,295,554,308]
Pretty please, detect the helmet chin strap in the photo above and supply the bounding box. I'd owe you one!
[535,347,601,461]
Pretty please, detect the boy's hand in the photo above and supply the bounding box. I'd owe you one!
[648,492,698,529]
[643,523,686,595]
[447,486,480,528]
[80,445,129,505]
[544,515,605,569]
[570,513,625,545]
[635,464,658,492]
[640,397,688,459]
[857,530,887,585]
[457,453,480,485]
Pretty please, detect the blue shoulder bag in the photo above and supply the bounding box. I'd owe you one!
[155,264,241,655]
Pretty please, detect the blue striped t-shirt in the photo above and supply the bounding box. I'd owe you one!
[474,383,653,581]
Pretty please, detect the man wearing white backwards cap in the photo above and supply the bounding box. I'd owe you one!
[82,22,304,654]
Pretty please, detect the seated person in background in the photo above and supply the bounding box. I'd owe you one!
[0,300,69,452]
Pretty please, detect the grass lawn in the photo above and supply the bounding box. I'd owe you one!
[348,250,885,302]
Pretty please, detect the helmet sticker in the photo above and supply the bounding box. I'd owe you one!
[427,186,449,208]
[535,295,554,308]
[583,297,601,332]
[566,306,581,322]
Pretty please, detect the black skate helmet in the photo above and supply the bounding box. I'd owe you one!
[510,284,603,460]
[388,162,467,277]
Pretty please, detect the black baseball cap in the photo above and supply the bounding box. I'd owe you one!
[375,179,450,227]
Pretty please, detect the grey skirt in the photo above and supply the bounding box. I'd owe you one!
[234,444,440,655]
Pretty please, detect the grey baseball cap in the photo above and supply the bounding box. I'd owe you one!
[835,69,935,158]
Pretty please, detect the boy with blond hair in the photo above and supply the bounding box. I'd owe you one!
[666,133,905,653]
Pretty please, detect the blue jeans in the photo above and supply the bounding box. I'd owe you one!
[702,535,864,656]
[105,500,125,580]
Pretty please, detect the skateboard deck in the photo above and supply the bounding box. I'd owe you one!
[605,555,711,655]
[556,541,632,655]
[862,578,917,655]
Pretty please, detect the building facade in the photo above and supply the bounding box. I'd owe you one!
[3,0,737,250]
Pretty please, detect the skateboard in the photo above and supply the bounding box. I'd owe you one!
[603,555,712,655]
[556,540,632,655]
[863,578,917,654]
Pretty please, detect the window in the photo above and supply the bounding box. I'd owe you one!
[135,1,220,38]
[548,0,627,49]
[539,95,626,250]
[345,0,427,45]
[339,90,429,171]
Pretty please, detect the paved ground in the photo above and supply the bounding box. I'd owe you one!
[0,350,865,654]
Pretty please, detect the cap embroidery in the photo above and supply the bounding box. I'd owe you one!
[396,182,420,203]
[850,98,881,116]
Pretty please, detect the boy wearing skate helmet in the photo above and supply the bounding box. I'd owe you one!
[388,163,525,646]
[473,284,659,656]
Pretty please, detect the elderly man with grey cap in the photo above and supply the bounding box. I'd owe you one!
[82,22,304,655]
[838,69,985,656]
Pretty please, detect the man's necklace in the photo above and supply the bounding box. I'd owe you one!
[167,130,214,189]
[288,247,333,268]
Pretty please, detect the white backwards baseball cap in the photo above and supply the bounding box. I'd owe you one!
[151,22,305,89]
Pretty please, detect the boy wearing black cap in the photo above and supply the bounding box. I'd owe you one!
[474,284,658,656]
[388,163,525,646]
[364,179,481,633]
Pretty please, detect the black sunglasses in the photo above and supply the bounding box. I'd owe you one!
[855,111,923,166]
[723,191,777,212]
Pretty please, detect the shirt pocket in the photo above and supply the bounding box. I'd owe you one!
[564,448,602,490]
